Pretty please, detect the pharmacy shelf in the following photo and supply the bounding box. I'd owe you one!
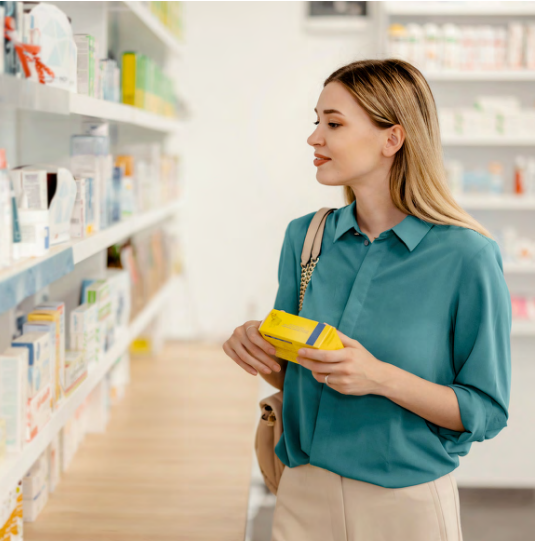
[0,199,184,314]
[0,274,180,505]
[454,195,535,210]
[511,320,535,337]
[123,1,183,57]
[384,1,535,16]
[72,199,184,263]
[69,93,182,132]
[425,71,535,82]
[504,263,535,274]
[303,16,370,33]
[442,137,535,146]
[0,74,183,132]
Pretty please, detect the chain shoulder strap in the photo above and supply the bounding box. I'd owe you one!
[299,207,337,313]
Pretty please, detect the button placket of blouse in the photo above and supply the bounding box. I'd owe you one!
[354,230,371,245]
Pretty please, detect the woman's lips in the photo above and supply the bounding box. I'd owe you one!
[314,158,331,166]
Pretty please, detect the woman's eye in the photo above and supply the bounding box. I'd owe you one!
[313,121,340,128]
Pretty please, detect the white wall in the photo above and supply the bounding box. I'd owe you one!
[173,1,381,342]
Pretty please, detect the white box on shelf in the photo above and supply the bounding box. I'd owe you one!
[0,347,28,453]
[11,332,51,398]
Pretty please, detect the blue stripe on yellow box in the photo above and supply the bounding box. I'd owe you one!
[259,309,344,364]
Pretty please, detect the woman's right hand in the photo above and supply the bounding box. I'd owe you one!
[222,320,282,376]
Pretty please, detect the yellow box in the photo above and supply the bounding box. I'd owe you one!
[259,309,343,364]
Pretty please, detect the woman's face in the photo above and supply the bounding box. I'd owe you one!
[307,81,401,188]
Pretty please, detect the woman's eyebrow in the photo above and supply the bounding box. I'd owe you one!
[314,108,345,116]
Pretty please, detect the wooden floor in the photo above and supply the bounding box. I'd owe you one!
[25,341,260,541]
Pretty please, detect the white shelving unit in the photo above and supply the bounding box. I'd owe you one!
[454,195,535,210]
[0,274,180,505]
[0,0,189,509]
[0,199,184,314]
[121,1,184,57]
[424,70,535,82]
[442,137,535,146]
[384,1,535,16]
[379,2,535,489]
[0,75,183,133]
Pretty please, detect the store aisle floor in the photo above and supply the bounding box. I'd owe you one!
[25,341,260,541]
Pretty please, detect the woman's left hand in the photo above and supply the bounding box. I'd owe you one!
[296,329,389,396]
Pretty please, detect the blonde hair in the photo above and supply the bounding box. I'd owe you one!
[324,58,493,239]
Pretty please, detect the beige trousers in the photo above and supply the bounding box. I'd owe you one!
[271,463,463,541]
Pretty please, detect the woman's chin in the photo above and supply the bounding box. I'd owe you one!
[316,174,346,187]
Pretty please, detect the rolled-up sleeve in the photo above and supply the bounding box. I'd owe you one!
[273,221,300,316]
[436,241,512,455]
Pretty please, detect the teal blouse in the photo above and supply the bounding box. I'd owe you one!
[273,200,512,489]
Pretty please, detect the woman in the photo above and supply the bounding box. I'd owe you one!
[222,59,511,541]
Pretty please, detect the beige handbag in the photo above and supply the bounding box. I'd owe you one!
[254,207,337,495]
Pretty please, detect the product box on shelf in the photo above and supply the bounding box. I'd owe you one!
[105,268,131,333]
[122,51,137,107]
[60,400,90,473]
[0,480,23,541]
[28,303,66,405]
[26,383,52,443]
[11,332,51,398]
[71,134,112,232]
[17,208,50,257]
[115,155,136,218]
[74,34,95,96]
[48,433,61,493]
[71,176,95,238]
[0,348,28,453]
[23,451,48,499]
[64,350,87,396]
[23,321,57,410]
[23,451,49,523]
[84,279,114,360]
[70,303,97,367]
[259,309,344,364]
[9,168,48,210]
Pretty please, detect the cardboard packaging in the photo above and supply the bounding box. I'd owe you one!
[64,351,88,396]
[26,383,52,442]
[0,348,28,453]
[70,303,97,367]
[11,332,51,398]
[258,309,344,364]
[23,321,57,410]
[28,302,66,405]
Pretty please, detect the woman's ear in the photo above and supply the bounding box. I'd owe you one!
[384,125,404,156]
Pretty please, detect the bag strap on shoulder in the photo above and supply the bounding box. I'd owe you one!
[301,207,337,266]
[299,207,337,312]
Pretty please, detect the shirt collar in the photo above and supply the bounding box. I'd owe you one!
[332,200,433,252]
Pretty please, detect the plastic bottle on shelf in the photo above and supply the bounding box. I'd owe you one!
[514,155,527,195]
[406,23,425,69]
[388,24,409,61]
[495,26,507,71]
[423,23,442,72]
[488,161,505,195]
[442,24,461,71]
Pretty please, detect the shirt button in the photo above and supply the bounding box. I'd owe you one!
[364,240,369,246]
[354,231,359,235]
